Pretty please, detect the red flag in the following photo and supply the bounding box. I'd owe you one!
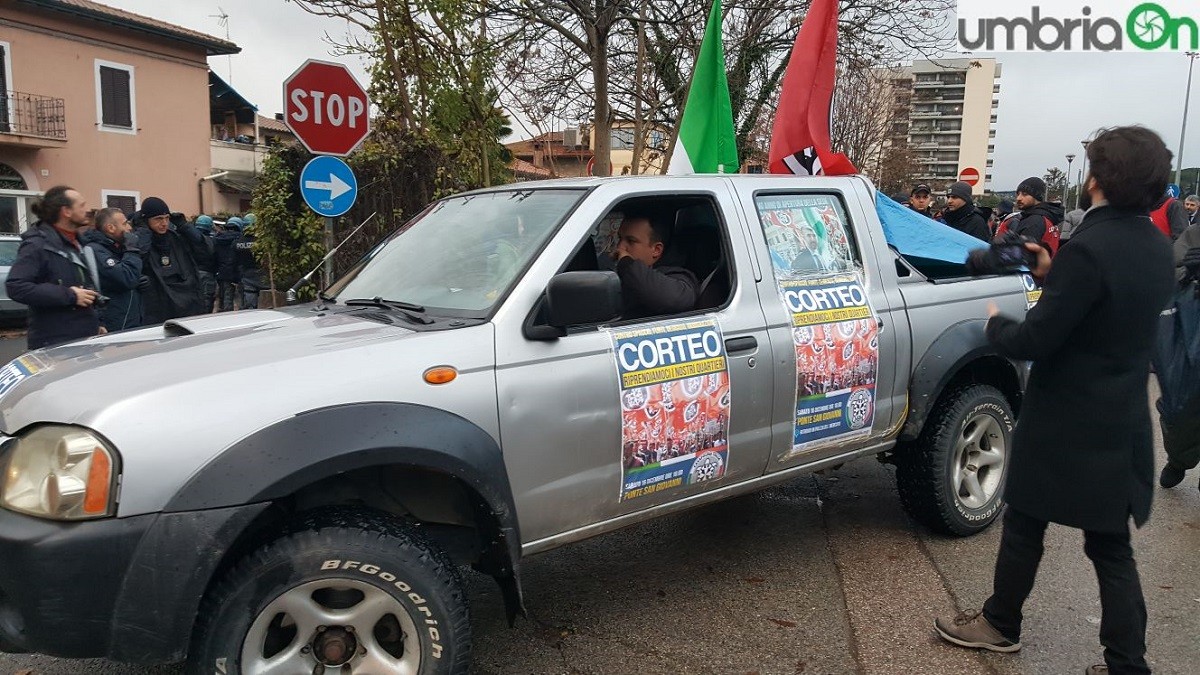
[769,0,857,176]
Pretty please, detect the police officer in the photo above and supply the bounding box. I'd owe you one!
[235,214,264,309]
[191,214,218,313]
[214,216,242,311]
[81,207,144,331]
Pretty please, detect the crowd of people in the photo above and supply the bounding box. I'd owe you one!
[5,186,266,350]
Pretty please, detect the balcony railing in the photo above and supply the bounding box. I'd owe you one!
[0,91,67,139]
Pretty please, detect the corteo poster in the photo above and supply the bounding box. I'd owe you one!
[782,274,880,452]
[755,194,880,457]
[609,317,732,501]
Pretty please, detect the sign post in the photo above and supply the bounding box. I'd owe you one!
[283,60,371,290]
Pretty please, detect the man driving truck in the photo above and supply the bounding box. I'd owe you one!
[612,213,699,320]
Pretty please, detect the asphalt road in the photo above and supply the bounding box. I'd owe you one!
[1,332,1197,674]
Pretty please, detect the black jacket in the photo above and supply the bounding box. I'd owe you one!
[986,205,1175,532]
[5,222,100,350]
[135,226,206,325]
[1004,201,1065,244]
[942,203,991,241]
[213,231,240,281]
[614,257,699,320]
[235,233,264,290]
[81,229,143,332]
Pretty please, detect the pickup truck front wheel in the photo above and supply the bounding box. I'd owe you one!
[188,508,470,675]
[895,384,1013,536]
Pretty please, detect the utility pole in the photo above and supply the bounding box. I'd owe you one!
[1176,51,1199,189]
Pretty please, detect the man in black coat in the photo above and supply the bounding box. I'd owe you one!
[995,177,1064,254]
[612,214,698,320]
[5,186,102,350]
[81,207,143,331]
[133,197,206,325]
[942,181,991,241]
[935,127,1177,675]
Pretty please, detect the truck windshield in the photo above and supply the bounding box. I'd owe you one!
[329,189,584,315]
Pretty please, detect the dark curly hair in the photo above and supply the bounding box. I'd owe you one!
[1086,126,1172,212]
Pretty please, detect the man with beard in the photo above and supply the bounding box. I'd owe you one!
[5,186,102,349]
[81,207,144,331]
[133,197,205,324]
[942,181,990,241]
[934,126,1177,675]
[995,177,1064,255]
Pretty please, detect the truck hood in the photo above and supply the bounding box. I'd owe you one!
[0,308,414,432]
[0,308,500,515]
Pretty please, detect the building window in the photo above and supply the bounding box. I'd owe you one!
[95,60,136,133]
[610,128,635,150]
[101,190,139,214]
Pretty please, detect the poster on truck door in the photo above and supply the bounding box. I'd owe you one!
[784,275,880,452]
[754,194,880,457]
[609,317,732,502]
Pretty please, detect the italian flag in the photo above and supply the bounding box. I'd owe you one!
[668,0,739,175]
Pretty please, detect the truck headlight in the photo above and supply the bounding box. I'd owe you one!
[1,426,119,520]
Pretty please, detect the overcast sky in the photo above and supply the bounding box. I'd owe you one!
[105,0,1200,193]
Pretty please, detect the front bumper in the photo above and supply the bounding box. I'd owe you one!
[0,502,268,663]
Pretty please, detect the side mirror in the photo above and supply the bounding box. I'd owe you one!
[546,271,622,328]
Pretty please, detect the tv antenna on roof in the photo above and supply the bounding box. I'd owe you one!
[210,6,233,84]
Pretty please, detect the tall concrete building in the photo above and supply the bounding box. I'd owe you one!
[885,58,1001,195]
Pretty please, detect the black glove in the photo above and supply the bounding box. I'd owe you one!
[122,230,141,253]
[1183,246,1200,277]
[137,276,151,291]
[169,212,187,228]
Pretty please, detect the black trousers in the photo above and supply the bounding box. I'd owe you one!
[983,507,1150,674]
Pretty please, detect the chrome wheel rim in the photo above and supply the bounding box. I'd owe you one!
[241,578,420,675]
[953,413,1006,510]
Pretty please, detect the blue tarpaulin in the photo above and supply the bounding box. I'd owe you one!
[875,191,988,277]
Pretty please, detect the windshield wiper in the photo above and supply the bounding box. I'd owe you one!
[343,297,435,325]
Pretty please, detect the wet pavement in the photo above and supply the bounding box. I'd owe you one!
[1,335,1196,673]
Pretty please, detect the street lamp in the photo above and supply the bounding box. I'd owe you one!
[1177,51,1199,189]
[1065,154,1076,205]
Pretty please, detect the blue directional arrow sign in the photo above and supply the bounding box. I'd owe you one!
[300,155,358,217]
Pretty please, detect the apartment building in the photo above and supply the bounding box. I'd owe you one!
[885,58,1001,195]
[0,0,238,232]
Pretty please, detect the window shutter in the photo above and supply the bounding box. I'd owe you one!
[99,66,132,128]
[106,194,137,214]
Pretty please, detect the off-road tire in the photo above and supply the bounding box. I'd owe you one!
[188,508,471,675]
[895,384,1013,536]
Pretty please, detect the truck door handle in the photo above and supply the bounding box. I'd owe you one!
[725,336,758,354]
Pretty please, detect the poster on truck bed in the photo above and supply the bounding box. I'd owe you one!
[609,317,732,501]
[755,195,880,457]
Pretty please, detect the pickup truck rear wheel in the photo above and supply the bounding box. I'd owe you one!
[188,508,470,675]
[895,384,1013,536]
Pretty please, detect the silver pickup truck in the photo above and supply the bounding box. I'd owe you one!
[0,175,1031,675]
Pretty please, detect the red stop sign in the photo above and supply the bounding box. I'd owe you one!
[283,60,371,156]
[959,167,981,186]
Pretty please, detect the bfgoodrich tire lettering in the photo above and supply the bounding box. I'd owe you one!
[895,384,1013,536]
[188,508,470,675]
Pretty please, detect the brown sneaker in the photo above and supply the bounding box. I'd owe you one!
[934,611,1021,653]
[1085,666,1108,674]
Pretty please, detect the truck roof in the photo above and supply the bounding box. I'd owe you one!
[465,174,879,194]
